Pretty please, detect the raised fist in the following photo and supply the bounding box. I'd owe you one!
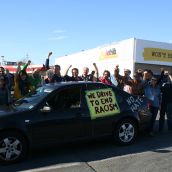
[48,52,53,58]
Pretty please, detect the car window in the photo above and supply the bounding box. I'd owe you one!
[47,86,82,110]
[111,87,124,103]
[86,83,109,90]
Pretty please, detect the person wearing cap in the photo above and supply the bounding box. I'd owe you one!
[144,76,161,136]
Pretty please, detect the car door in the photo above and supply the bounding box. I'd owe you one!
[85,83,122,137]
[30,85,92,146]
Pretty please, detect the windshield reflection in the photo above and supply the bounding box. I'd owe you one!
[13,87,52,110]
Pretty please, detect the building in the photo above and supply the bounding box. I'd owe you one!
[55,38,172,77]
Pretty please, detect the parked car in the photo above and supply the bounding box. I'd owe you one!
[0,82,151,164]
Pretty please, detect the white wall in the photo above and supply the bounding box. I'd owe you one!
[55,38,135,77]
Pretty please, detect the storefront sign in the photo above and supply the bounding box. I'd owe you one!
[99,47,117,60]
[143,48,172,62]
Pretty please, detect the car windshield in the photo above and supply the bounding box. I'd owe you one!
[13,87,53,110]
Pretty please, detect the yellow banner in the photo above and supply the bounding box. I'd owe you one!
[85,88,120,120]
[143,48,172,62]
[99,48,117,60]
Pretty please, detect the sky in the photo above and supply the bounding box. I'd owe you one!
[0,0,172,65]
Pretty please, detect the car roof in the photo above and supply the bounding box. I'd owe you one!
[41,81,106,91]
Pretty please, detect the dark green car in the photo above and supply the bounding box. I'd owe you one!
[0,82,151,164]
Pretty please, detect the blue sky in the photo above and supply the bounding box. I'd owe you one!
[0,0,172,65]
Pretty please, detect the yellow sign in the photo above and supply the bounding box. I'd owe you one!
[85,88,120,120]
[99,48,117,60]
[143,48,172,62]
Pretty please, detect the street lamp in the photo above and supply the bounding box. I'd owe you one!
[1,56,5,66]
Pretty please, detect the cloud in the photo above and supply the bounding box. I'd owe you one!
[53,29,66,33]
[48,36,67,41]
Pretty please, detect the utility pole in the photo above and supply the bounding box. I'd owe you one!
[1,56,5,65]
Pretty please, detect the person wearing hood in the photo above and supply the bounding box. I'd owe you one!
[13,61,33,99]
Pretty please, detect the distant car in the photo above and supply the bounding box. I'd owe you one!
[0,82,151,164]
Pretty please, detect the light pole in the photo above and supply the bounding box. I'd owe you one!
[1,56,5,66]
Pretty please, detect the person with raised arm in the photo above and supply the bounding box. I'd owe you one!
[99,70,113,85]
[13,60,33,99]
[80,63,99,81]
[64,65,83,81]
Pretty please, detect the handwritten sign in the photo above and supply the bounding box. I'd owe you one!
[85,88,120,120]
[126,96,144,112]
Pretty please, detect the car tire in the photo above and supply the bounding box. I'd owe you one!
[0,131,28,164]
[114,119,138,145]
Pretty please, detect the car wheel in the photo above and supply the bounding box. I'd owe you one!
[0,131,28,164]
[114,119,138,145]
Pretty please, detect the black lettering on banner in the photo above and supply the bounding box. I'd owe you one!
[95,107,100,114]
[162,52,166,58]
[95,100,99,105]
[95,104,117,114]
[113,103,119,109]
[104,105,109,111]
[87,93,96,99]
[96,90,113,98]
[152,52,161,57]
[100,97,113,104]
[109,97,112,103]
[101,98,106,104]
[109,104,115,111]
[99,106,105,113]
[86,88,120,119]
[90,100,94,106]
[96,91,101,98]
[168,53,172,58]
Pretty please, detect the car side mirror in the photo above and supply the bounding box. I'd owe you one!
[40,106,51,113]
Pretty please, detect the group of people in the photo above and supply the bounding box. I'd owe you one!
[114,65,172,135]
[0,52,172,135]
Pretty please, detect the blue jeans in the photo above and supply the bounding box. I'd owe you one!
[149,106,159,132]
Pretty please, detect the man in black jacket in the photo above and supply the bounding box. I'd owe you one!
[159,72,172,132]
